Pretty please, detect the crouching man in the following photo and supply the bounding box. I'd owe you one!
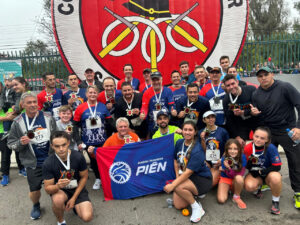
[43,131,93,225]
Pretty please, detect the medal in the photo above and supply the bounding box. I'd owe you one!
[27,130,35,139]
[45,95,53,102]
[66,171,72,179]
[250,156,259,165]
[225,157,235,168]
[109,97,115,104]
[126,109,133,116]
[214,96,220,104]
[124,135,132,144]
[66,125,73,133]
[155,103,161,111]
[184,107,191,114]
[70,93,77,99]
[90,117,97,126]
[211,82,221,104]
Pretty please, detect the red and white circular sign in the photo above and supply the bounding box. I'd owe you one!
[52,0,248,83]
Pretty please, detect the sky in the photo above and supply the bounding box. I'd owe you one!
[0,0,299,52]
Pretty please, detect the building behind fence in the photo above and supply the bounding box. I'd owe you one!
[0,33,299,87]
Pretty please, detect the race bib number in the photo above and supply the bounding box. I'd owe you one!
[31,128,49,144]
[86,116,102,130]
[206,149,220,161]
[52,107,60,120]
[209,98,223,111]
[64,179,78,189]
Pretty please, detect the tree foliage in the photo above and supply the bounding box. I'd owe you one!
[249,0,290,38]
[293,1,300,31]
[24,39,49,55]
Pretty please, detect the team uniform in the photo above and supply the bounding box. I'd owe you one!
[169,86,186,104]
[37,88,63,121]
[62,88,87,111]
[176,96,210,129]
[141,87,175,132]
[200,83,226,125]
[97,90,122,115]
[194,80,211,90]
[175,139,212,195]
[139,82,152,94]
[117,78,140,91]
[199,126,229,165]
[152,126,183,145]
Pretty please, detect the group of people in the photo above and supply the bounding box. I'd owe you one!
[0,54,300,224]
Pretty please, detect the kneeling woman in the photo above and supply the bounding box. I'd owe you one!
[244,127,282,215]
[164,121,212,223]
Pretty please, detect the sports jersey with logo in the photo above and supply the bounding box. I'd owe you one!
[73,102,111,146]
[169,86,186,104]
[97,90,122,114]
[139,82,152,94]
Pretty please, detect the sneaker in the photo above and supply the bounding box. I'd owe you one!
[198,194,206,199]
[92,179,101,190]
[190,207,205,223]
[271,201,280,215]
[1,175,9,186]
[294,193,300,209]
[261,184,271,192]
[19,168,27,177]
[232,196,247,209]
[253,188,263,199]
[30,203,41,220]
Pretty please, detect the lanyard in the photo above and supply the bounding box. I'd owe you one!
[154,87,163,104]
[123,94,134,110]
[252,143,264,157]
[72,88,80,95]
[25,112,38,131]
[5,89,10,100]
[55,152,70,170]
[180,141,193,163]
[105,91,115,102]
[125,78,133,87]
[211,82,221,97]
[187,99,194,108]
[87,102,97,118]
[229,93,239,104]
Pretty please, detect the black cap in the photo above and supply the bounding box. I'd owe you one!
[143,68,151,74]
[85,68,94,73]
[156,110,169,119]
[210,67,221,73]
[151,71,162,79]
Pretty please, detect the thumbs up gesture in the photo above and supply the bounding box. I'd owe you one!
[140,111,146,120]
[250,104,261,116]
[171,106,177,117]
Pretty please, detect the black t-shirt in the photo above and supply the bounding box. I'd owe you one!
[42,150,87,183]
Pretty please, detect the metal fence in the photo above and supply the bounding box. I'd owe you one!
[0,33,299,84]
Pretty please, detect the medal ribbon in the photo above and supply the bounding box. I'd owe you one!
[211,82,221,97]
[252,142,264,158]
[180,141,193,164]
[25,112,39,131]
[5,89,10,100]
[105,91,115,102]
[55,152,70,170]
[123,94,134,110]
[186,99,194,108]
[87,102,98,118]
[153,87,163,105]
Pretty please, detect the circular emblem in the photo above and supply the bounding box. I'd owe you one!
[109,161,131,184]
[52,0,248,83]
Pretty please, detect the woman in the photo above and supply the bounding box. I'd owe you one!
[244,127,282,215]
[199,111,229,187]
[73,85,114,190]
[12,77,30,114]
[164,121,212,223]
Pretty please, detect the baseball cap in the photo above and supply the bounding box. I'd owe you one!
[3,73,15,80]
[256,66,272,76]
[143,68,151,74]
[210,67,221,73]
[203,110,216,119]
[85,68,94,73]
[151,71,162,79]
[156,110,169,119]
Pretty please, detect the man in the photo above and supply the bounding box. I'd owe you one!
[193,65,210,90]
[117,64,140,91]
[139,68,152,93]
[62,74,87,111]
[179,61,195,85]
[115,82,146,139]
[200,67,226,126]
[152,110,182,145]
[222,74,258,146]
[97,77,122,115]
[227,66,246,85]
[37,72,63,121]
[220,55,230,79]
[0,73,16,113]
[176,83,210,129]
[168,70,186,104]
[43,131,93,225]
[8,92,57,220]
[251,66,300,208]
[78,68,104,92]
[140,71,177,137]
[103,117,140,147]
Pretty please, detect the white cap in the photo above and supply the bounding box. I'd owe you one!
[203,110,216,119]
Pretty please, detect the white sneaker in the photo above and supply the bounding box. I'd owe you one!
[190,207,205,223]
[92,179,101,190]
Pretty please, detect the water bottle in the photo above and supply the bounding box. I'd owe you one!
[286,129,300,145]
[166,198,173,208]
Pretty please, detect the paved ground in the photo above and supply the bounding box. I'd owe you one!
[0,153,299,225]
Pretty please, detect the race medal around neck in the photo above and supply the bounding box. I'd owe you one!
[250,155,259,165]
[66,125,73,133]
[184,107,191,114]
[126,109,133,116]
[45,94,53,102]
[155,103,161,111]
[71,93,77,99]
[27,130,35,139]
[225,157,235,168]
[214,96,220,104]
[124,135,132,144]
[90,117,98,126]
[109,97,115,104]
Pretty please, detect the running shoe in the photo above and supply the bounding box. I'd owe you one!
[253,188,263,199]
[232,196,247,209]
[30,202,41,220]
[261,184,271,192]
[270,201,280,215]
[294,193,300,209]
[92,179,101,190]
[190,207,205,223]
[1,175,9,186]
[19,168,27,177]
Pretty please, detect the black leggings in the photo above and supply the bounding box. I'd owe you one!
[189,174,212,196]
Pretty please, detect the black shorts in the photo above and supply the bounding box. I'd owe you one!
[27,167,43,192]
[189,174,212,196]
[62,188,90,205]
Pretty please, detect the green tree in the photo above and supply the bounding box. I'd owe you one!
[24,39,49,55]
[293,1,300,31]
[249,0,290,38]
